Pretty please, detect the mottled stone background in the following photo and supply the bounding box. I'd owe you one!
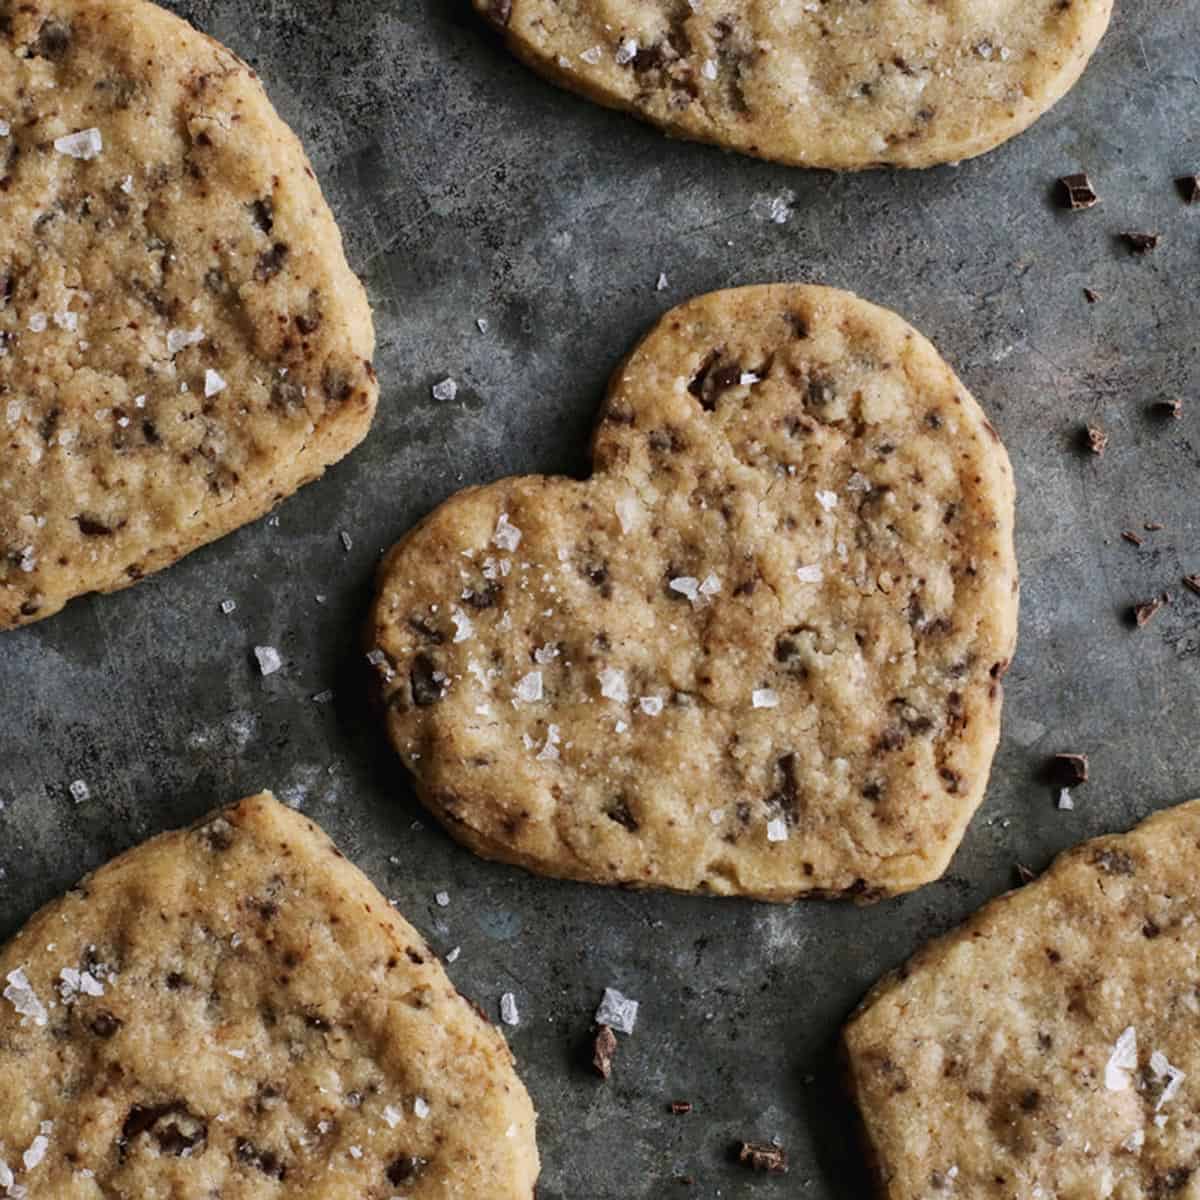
[2,2,1199,1195]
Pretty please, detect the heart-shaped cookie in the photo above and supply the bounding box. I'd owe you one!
[478,0,1113,170]
[0,793,539,1195]
[0,0,376,629]
[369,285,1018,901]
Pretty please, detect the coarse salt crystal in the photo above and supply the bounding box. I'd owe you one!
[382,1104,403,1128]
[656,272,669,291]
[1106,1026,1138,1091]
[0,1161,11,1187]
[1122,1128,1145,1152]
[1151,1050,1186,1109]
[615,494,641,534]
[0,119,9,137]
[709,809,723,825]
[445,946,461,963]
[766,816,789,843]
[669,576,700,602]
[220,599,236,614]
[69,779,90,804]
[54,127,102,160]
[451,607,473,643]
[698,572,721,597]
[796,563,823,584]
[348,1146,363,1159]
[339,530,353,552]
[432,377,458,402]
[254,646,283,676]
[1058,788,1074,811]
[515,671,543,703]
[536,724,561,761]
[414,1097,431,1119]
[167,326,204,355]
[53,310,78,333]
[204,368,226,397]
[434,891,450,908]
[847,471,872,493]
[28,313,47,333]
[615,37,638,64]
[599,667,628,703]
[3,968,47,1027]
[639,696,663,717]
[533,643,559,665]
[121,174,134,194]
[815,489,839,512]
[22,1134,48,1171]
[476,317,489,333]
[739,372,760,386]
[595,987,639,1034]
[500,992,520,1026]
[581,45,603,64]
[752,688,780,709]
[493,512,522,551]
[614,720,628,734]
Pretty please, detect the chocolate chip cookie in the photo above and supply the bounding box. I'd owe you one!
[0,792,539,1196]
[0,0,377,629]
[369,285,1018,901]
[844,799,1200,1197]
[477,0,1113,169]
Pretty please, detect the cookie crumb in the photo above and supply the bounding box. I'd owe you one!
[254,645,283,676]
[592,1024,618,1079]
[1121,530,1144,546]
[1057,173,1099,210]
[595,987,639,1034]
[736,1141,788,1174]
[1014,863,1036,885]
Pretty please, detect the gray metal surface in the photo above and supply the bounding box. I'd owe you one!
[2,2,1198,1195]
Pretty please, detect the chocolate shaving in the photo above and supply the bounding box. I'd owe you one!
[1058,173,1099,210]
[1177,174,1200,205]
[736,1141,788,1174]
[1183,575,1200,597]
[1132,594,1168,628]
[1120,231,1161,254]
[1121,530,1143,547]
[1084,425,1108,457]
[592,1024,617,1080]
[670,1100,693,1115]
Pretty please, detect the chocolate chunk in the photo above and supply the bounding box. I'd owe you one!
[88,1010,122,1038]
[33,19,71,60]
[481,0,512,28]
[1183,575,1200,597]
[410,654,443,707]
[1083,287,1101,304]
[1057,173,1098,210]
[249,197,274,233]
[592,1024,617,1079]
[1121,530,1144,547]
[1120,231,1161,254]
[1151,398,1183,419]
[1051,753,1088,787]
[605,797,639,832]
[386,1155,429,1184]
[1133,594,1168,628]
[1084,425,1108,456]
[1176,175,1200,205]
[120,1103,207,1160]
[254,242,289,282]
[670,1100,693,1115]
[736,1141,788,1174]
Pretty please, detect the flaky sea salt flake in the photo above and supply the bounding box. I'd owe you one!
[451,607,474,643]
[669,576,700,602]
[599,667,628,703]
[254,645,283,676]
[815,489,839,512]
[382,1104,403,1128]
[54,127,102,160]
[595,987,639,1034]
[766,816,789,843]
[752,688,780,709]
[166,326,204,355]
[796,563,823,584]
[4,968,47,1027]
[1106,1026,1138,1091]
[515,671,543,703]
[492,512,522,551]
[414,1097,431,1119]
[204,368,226,397]
[639,696,663,717]
[432,377,458,402]
[1058,788,1074,811]
[615,37,638,64]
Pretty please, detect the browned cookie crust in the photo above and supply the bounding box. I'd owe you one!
[844,800,1200,1199]
[0,0,377,629]
[0,792,539,1197]
[476,0,1114,170]
[369,285,1018,901]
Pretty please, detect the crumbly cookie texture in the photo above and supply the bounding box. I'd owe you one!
[0,792,539,1198]
[844,801,1200,1200]
[476,0,1113,169]
[0,0,377,630]
[369,285,1018,901]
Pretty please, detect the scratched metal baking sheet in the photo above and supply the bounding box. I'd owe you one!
[3,2,1199,1195]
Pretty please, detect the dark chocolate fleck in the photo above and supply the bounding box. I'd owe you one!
[1051,753,1088,788]
[254,242,289,282]
[387,1155,429,1185]
[1176,175,1200,205]
[236,1138,286,1179]
[670,1100,693,1115]
[1120,231,1161,254]
[1057,173,1098,210]
[1083,287,1101,304]
[1151,398,1183,419]
[410,654,443,707]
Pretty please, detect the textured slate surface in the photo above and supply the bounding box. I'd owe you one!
[2,2,1199,1195]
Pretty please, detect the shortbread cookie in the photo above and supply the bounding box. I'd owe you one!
[0,792,539,1197]
[477,0,1113,169]
[0,0,377,629]
[369,285,1018,901]
[844,800,1200,1199]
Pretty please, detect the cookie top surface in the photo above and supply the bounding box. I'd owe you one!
[843,800,1200,1199]
[0,792,539,1198]
[477,0,1112,169]
[0,0,377,630]
[370,285,1018,901]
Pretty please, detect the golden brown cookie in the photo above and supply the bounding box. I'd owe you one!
[476,0,1113,169]
[0,792,539,1197]
[844,800,1200,1198]
[0,0,377,629]
[369,285,1018,901]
